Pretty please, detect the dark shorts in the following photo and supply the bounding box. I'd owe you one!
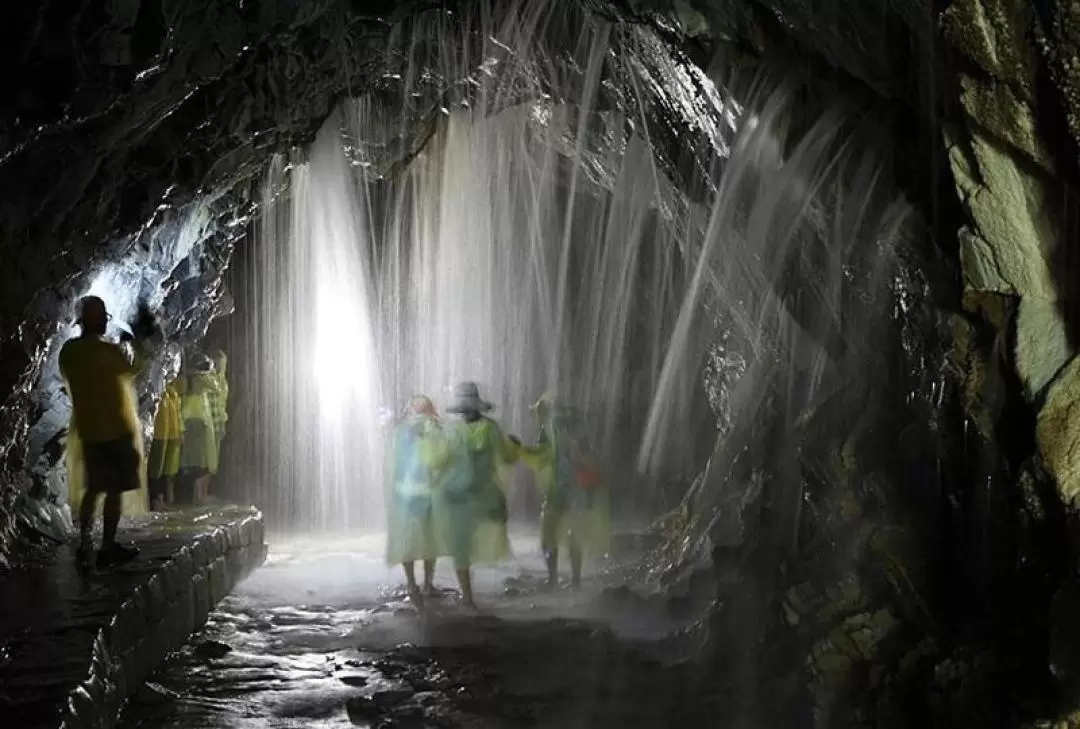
[83,438,141,495]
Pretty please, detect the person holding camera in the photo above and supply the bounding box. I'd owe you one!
[60,296,155,572]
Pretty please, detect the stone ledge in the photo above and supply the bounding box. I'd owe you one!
[0,505,267,729]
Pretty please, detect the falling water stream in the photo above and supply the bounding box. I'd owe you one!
[226,0,913,548]
[140,1,927,726]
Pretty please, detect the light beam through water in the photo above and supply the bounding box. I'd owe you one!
[227,0,916,536]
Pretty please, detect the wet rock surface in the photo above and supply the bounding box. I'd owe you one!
[119,533,721,729]
[0,505,265,729]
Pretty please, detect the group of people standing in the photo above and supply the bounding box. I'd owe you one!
[60,295,230,573]
[59,294,606,604]
[386,381,611,609]
[146,350,229,510]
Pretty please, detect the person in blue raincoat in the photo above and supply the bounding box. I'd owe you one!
[519,393,611,590]
[386,395,443,603]
[428,381,523,610]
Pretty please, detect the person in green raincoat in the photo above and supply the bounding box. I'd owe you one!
[206,348,229,470]
[386,395,443,603]
[147,377,184,510]
[179,354,218,505]
[428,381,522,610]
[521,393,611,590]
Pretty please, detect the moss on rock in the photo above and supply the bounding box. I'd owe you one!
[959,73,1055,170]
[1017,296,1073,398]
[949,125,1059,298]
[1036,354,1080,506]
[943,0,1037,91]
[1034,0,1080,171]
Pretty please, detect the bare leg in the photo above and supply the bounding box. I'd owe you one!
[455,566,476,609]
[97,491,138,567]
[102,492,122,550]
[544,549,559,589]
[79,493,96,540]
[195,474,210,505]
[165,479,175,507]
[403,562,423,606]
[78,492,97,550]
[403,561,419,590]
[569,538,583,591]
[422,560,436,593]
[76,492,98,572]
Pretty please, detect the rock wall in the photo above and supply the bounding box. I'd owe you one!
[1,0,1079,724]
[640,0,1080,726]
[0,0,408,564]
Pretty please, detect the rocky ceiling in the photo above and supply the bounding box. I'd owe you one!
[3,0,1080,725]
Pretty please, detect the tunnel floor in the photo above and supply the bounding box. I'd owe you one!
[119,531,724,728]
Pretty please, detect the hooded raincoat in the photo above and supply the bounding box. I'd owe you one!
[147,380,183,479]
[61,336,151,516]
[180,370,218,474]
[429,416,521,567]
[521,402,611,557]
[207,351,229,451]
[386,412,444,565]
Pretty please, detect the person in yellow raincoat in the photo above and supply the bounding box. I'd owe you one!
[386,395,444,604]
[427,381,522,610]
[206,348,229,470]
[147,378,183,510]
[520,393,611,590]
[180,354,218,505]
[60,296,152,572]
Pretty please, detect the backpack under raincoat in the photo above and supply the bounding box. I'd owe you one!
[429,416,520,566]
[521,407,611,555]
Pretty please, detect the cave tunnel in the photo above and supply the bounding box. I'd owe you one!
[3,0,1080,727]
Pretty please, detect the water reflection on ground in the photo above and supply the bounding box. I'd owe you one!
[120,530,715,729]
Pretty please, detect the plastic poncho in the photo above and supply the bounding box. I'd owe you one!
[179,372,218,473]
[520,405,611,556]
[60,336,150,517]
[206,352,229,446]
[148,380,184,479]
[153,381,184,440]
[385,413,444,565]
[428,416,521,567]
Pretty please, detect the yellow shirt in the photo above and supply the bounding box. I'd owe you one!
[59,334,140,444]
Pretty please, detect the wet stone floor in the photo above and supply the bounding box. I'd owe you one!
[119,531,720,729]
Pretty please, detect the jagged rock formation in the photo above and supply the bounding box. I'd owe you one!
[645,1,1080,727]
[0,0,405,556]
[1,1,1079,727]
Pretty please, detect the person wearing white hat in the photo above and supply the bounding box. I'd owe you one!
[430,381,523,610]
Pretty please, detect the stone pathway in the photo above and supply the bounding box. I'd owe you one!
[120,532,723,728]
[0,506,266,729]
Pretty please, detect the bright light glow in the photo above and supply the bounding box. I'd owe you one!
[78,265,139,339]
[312,278,377,421]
